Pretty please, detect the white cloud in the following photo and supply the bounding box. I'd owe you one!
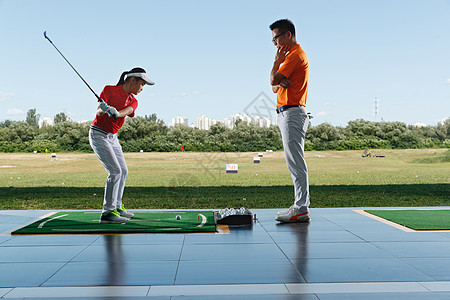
[0,92,14,102]
[412,122,427,128]
[172,91,200,98]
[176,91,200,97]
[39,117,54,128]
[6,108,24,115]
[447,78,450,84]
[323,102,334,106]
[316,111,328,117]
[437,117,449,125]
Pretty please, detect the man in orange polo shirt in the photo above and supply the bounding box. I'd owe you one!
[270,19,311,223]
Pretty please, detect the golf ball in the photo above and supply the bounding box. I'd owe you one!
[176,215,181,220]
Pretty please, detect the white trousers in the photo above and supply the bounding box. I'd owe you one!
[89,129,128,214]
[277,106,310,210]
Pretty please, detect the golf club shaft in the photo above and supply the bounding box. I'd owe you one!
[43,31,103,103]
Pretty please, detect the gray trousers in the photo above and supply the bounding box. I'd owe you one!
[89,129,128,214]
[277,106,310,210]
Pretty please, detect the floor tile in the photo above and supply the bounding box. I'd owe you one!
[180,243,287,261]
[373,241,450,258]
[352,230,449,242]
[438,232,450,240]
[403,258,450,280]
[171,295,317,299]
[286,281,428,294]
[2,235,99,246]
[3,207,450,298]
[0,236,12,244]
[72,244,183,262]
[184,229,273,244]
[0,288,12,297]
[271,230,363,244]
[0,214,38,225]
[421,281,450,291]
[149,283,288,296]
[0,245,85,263]
[261,221,342,233]
[278,242,391,259]
[43,261,178,286]
[0,262,65,287]
[4,286,150,298]
[328,222,394,232]
[291,258,434,283]
[317,292,450,299]
[175,260,306,285]
[92,234,185,246]
[21,297,170,300]
[0,226,16,235]
[0,210,53,218]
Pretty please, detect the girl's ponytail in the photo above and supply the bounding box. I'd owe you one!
[116,71,131,86]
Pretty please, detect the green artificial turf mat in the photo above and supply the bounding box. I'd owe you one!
[12,211,216,235]
[365,209,450,231]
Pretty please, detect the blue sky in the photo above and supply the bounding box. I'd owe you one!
[0,0,449,127]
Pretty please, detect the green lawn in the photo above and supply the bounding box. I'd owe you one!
[0,149,449,209]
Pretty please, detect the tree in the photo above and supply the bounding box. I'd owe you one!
[26,109,40,127]
[0,120,13,128]
[119,116,168,141]
[6,121,37,143]
[435,118,450,142]
[0,114,448,153]
[54,112,69,124]
[144,113,166,126]
[306,123,345,150]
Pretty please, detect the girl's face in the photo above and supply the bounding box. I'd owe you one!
[130,78,146,95]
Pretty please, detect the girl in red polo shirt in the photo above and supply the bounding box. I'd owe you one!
[90,67,154,224]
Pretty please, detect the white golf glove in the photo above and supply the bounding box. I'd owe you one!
[99,100,109,112]
[106,106,119,119]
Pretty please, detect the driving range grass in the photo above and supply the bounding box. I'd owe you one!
[0,149,448,210]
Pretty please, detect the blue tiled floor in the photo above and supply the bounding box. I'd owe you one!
[43,261,179,286]
[2,208,450,299]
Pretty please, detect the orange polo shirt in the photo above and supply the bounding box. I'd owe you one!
[276,44,309,108]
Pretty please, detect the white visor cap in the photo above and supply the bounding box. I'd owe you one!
[126,72,155,85]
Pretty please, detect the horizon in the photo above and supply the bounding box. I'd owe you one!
[15,110,450,129]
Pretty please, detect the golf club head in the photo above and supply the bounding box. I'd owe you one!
[43,31,52,42]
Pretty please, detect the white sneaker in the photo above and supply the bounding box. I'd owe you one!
[275,205,310,223]
[100,209,128,224]
[117,204,134,219]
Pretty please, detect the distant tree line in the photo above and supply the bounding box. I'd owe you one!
[0,109,448,153]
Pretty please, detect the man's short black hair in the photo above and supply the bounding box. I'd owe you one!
[270,19,296,37]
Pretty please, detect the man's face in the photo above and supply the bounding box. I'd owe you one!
[272,28,289,47]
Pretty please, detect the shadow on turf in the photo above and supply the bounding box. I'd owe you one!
[1,184,448,210]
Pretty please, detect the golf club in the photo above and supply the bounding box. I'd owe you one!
[43,31,116,119]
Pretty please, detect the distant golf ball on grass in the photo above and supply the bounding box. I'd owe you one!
[176,215,181,220]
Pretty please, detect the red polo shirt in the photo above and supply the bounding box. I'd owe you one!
[276,44,309,108]
[92,85,138,134]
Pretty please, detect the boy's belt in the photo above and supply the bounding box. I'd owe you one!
[276,105,300,114]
